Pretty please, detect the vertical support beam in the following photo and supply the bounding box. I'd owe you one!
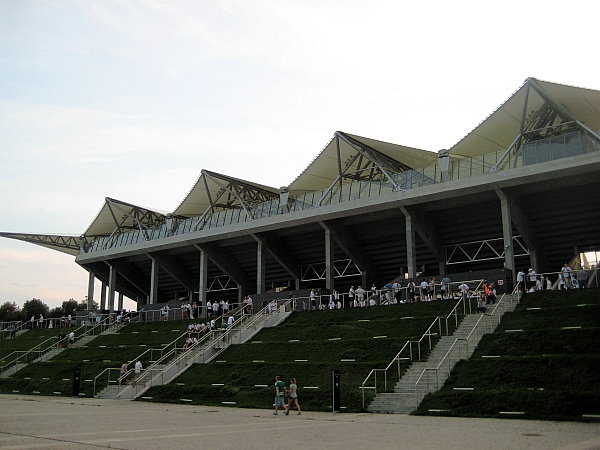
[405,215,417,279]
[87,271,95,311]
[257,239,266,294]
[198,248,208,309]
[325,228,334,290]
[108,265,116,313]
[100,282,107,310]
[117,292,124,311]
[149,256,159,305]
[238,285,243,304]
[498,192,516,286]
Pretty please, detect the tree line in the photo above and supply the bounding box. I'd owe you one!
[0,298,97,322]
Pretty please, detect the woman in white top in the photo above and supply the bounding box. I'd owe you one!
[285,377,301,415]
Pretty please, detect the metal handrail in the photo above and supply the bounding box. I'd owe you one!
[93,309,250,397]
[411,288,519,408]
[0,316,113,373]
[124,300,292,398]
[360,280,485,409]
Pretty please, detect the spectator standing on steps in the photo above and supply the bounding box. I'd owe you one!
[577,269,588,289]
[134,360,143,380]
[119,361,128,385]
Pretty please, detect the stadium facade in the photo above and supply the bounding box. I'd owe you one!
[2,77,600,311]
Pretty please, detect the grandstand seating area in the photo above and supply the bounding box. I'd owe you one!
[0,320,193,397]
[139,300,461,412]
[415,288,600,421]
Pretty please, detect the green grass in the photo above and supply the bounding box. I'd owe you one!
[142,300,461,412]
[0,327,73,360]
[415,288,600,421]
[0,319,197,397]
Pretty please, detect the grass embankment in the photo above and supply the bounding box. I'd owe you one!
[142,300,460,412]
[415,289,600,421]
[0,320,194,397]
[0,327,74,361]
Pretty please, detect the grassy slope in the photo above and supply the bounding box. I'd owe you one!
[415,289,600,421]
[0,320,194,397]
[142,300,460,412]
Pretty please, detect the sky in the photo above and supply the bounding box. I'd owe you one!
[1,0,599,311]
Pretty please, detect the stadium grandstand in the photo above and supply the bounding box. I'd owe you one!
[1,77,599,311]
[1,78,600,417]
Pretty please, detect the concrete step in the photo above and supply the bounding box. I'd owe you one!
[0,362,27,378]
[366,296,520,415]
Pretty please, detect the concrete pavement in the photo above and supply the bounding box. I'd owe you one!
[0,395,598,449]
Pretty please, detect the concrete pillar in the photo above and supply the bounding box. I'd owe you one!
[87,271,95,311]
[325,228,334,290]
[294,279,300,291]
[257,240,266,294]
[438,261,446,277]
[100,282,107,310]
[405,215,417,279]
[108,265,116,312]
[117,292,124,311]
[499,193,516,286]
[149,256,159,305]
[198,249,208,309]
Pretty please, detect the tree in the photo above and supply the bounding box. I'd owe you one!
[62,299,79,317]
[49,306,64,319]
[22,298,49,320]
[0,301,22,322]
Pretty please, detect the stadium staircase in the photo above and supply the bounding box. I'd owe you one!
[367,293,519,414]
[0,321,125,379]
[95,300,293,400]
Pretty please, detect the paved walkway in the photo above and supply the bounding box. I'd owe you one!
[0,395,598,449]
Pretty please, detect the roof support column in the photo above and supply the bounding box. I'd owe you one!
[198,248,208,313]
[399,206,445,275]
[87,271,95,312]
[405,214,417,279]
[496,188,539,271]
[108,265,116,313]
[100,281,107,310]
[257,240,266,294]
[325,227,334,291]
[117,292,124,312]
[498,191,516,289]
[149,256,159,305]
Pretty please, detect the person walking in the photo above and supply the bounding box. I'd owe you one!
[285,377,301,415]
[273,375,286,415]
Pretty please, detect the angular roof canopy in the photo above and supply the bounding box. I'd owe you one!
[0,232,81,256]
[83,197,168,238]
[288,131,437,194]
[173,170,280,218]
[450,78,600,158]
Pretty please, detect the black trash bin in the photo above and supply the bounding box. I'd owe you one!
[72,367,81,397]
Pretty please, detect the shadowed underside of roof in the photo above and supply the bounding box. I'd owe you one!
[288,131,437,195]
[83,197,169,238]
[173,170,280,218]
[3,78,600,250]
[449,78,600,159]
[0,232,80,256]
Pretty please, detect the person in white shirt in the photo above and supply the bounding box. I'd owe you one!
[227,315,234,328]
[134,360,143,378]
[561,263,573,289]
[516,270,525,293]
[458,282,469,299]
